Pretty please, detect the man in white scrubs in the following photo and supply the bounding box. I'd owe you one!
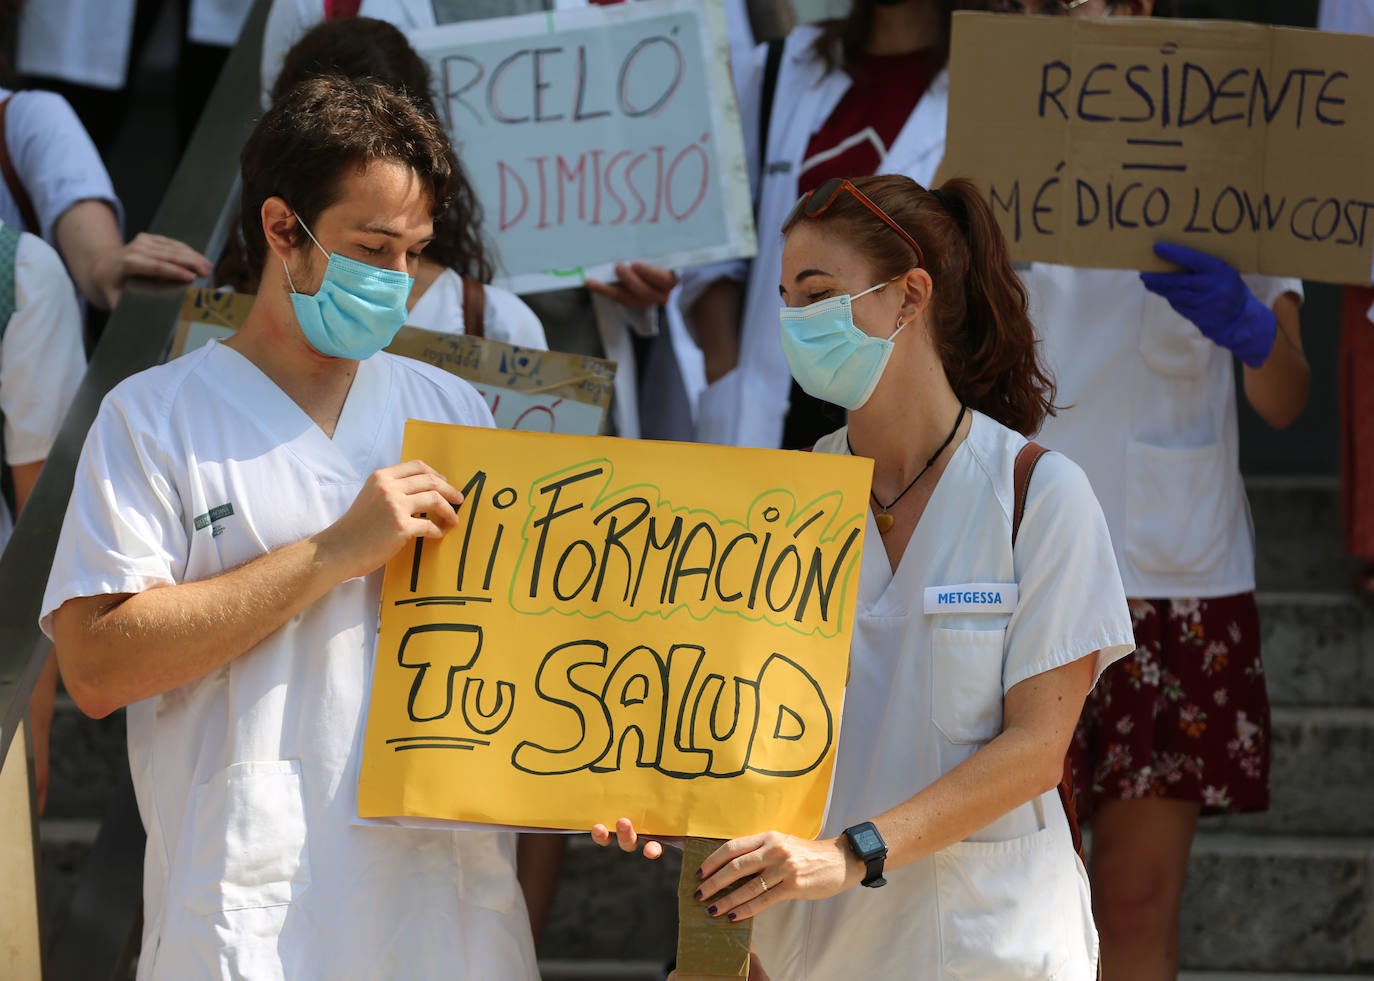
[41,75,541,979]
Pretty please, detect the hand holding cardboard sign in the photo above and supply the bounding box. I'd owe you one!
[1140,242,1277,369]
[690,830,856,924]
[586,261,680,309]
[591,816,682,859]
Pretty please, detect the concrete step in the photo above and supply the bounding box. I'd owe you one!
[1210,706,1374,836]
[1259,593,1374,708]
[1249,476,1358,594]
[1180,834,1374,974]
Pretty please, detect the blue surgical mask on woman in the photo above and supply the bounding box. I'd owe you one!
[779,278,908,411]
[283,213,414,360]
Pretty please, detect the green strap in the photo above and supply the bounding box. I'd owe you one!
[0,222,21,514]
[0,223,20,338]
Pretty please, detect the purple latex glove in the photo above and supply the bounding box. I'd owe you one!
[1139,242,1277,369]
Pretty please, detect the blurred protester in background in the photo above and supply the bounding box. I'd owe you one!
[15,0,252,151]
[680,0,950,450]
[956,3,1308,979]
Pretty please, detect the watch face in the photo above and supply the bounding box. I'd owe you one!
[853,828,883,854]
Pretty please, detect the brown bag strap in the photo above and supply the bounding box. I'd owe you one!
[462,276,486,339]
[1011,441,1048,546]
[0,96,41,237]
[1011,441,1085,862]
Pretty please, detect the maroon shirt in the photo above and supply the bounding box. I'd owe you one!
[798,48,942,195]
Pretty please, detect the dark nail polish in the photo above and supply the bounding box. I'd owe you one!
[696,867,704,879]
[726,912,737,921]
[693,889,703,901]
[707,905,717,916]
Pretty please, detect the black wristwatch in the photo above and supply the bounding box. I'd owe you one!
[843,821,888,888]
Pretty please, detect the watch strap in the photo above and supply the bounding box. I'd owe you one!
[844,822,888,888]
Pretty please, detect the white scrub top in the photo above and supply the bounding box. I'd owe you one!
[752,412,1135,981]
[0,88,120,243]
[1026,267,1301,599]
[409,268,549,349]
[41,341,540,981]
[0,228,86,551]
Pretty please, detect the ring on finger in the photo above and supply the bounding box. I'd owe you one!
[758,876,769,893]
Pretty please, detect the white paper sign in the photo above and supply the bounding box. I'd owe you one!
[409,0,756,294]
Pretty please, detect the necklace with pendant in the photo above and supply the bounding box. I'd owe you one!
[850,403,967,534]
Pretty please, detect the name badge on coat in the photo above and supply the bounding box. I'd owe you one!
[924,583,1018,615]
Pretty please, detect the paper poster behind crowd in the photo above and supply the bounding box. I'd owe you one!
[358,423,871,839]
[408,0,757,293]
[942,12,1374,284]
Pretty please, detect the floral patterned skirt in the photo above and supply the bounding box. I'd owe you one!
[1069,593,1271,819]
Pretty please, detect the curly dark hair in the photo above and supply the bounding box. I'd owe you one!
[269,17,494,282]
[240,74,455,276]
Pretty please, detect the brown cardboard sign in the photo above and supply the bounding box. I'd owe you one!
[169,287,617,434]
[943,12,1374,284]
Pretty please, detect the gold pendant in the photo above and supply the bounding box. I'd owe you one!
[875,511,895,534]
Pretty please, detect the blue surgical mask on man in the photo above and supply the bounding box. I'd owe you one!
[283,212,414,360]
[779,278,908,411]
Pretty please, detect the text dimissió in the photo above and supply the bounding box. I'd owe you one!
[437,32,711,234]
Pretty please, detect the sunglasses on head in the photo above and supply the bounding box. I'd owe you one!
[784,178,925,269]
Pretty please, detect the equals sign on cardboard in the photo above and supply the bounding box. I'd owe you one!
[1121,138,1187,173]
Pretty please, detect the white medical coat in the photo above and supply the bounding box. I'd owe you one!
[1026,267,1300,599]
[16,0,252,89]
[688,25,948,449]
[751,413,1134,980]
[41,342,540,981]
[1319,0,1374,33]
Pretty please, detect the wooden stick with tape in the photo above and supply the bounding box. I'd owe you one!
[675,837,753,980]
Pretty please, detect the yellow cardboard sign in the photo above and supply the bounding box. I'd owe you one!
[359,422,872,839]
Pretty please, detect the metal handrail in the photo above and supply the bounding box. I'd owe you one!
[0,0,271,761]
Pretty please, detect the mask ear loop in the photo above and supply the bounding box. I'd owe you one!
[281,209,329,295]
[887,269,924,340]
[294,212,329,257]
